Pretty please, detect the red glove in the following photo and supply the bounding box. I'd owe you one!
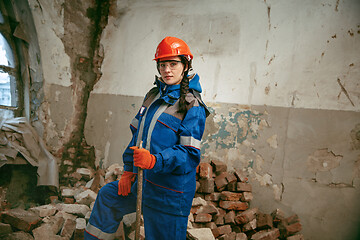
[130,146,156,169]
[118,171,136,196]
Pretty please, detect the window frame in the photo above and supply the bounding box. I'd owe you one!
[0,0,24,117]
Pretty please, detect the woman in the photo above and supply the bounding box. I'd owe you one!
[85,36,209,240]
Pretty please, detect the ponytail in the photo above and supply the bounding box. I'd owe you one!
[178,56,192,113]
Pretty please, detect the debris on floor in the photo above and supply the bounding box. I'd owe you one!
[0,160,303,239]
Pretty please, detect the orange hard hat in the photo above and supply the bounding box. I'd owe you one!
[154,36,193,61]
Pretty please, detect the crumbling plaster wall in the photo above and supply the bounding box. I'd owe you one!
[85,1,360,239]
[27,0,110,179]
[27,0,360,239]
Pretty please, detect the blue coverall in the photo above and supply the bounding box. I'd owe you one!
[85,74,208,240]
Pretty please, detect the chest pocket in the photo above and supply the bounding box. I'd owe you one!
[152,113,181,149]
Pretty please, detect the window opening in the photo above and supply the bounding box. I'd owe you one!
[0,33,17,107]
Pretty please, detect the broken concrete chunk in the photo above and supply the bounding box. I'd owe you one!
[192,196,208,207]
[55,210,78,221]
[193,204,219,215]
[32,216,65,239]
[1,208,41,232]
[73,218,86,240]
[29,204,57,218]
[186,228,215,240]
[61,188,75,198]
[76,168,93,181]
[60,218,76,239]
[74,189,97,206]
[55,203,90,218]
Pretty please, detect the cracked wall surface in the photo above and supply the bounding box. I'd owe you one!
[24,0,360,239]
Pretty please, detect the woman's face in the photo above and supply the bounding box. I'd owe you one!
[158,56,187,85]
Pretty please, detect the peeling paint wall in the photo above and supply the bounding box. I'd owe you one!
[24,0,360,239]
[28,0,110,181]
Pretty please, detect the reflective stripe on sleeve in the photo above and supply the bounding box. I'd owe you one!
[136,92,160,147]
[180,136,201,149]
[146,102,169,150]
[130,118,139,129]
[85,223,115,240]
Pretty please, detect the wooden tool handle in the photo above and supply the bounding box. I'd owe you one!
[135,141,143,240]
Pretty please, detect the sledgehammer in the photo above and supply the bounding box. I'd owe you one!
[135,141,143,240]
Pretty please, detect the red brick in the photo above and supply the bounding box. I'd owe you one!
[241,192,253,202]
[1,208,41,232]
[286,234,305,240]
[227,181,237,191]
[218,224,232,235]
[196,181,200,192]
[211,227,221,238]
[236,232,248,240]
[285,222,302,236]
[199,178,215,193]
[218,232,236,240]
[237,182,252,192]
[234,169,248,182]
[219,201,249,211]
[256,213,273,230]
[232,225,242,233]
[215,172,229,191]
[64,197,75,204]
[250,228,280,240]
[286,214,300,225]
[213,210,226,226]
[220,191,242,201]
[226,172,238,183]
[205,192,222,201]
[191,206,201,214]
[224,211,236,225]
[211,160,227,173]
[194,213,212,223]
[205,221,217,229]
[235,208,258,224]
[199,162,213,179]
[271,208,285,227]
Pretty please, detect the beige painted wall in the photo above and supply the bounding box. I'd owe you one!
[26,0,360,239]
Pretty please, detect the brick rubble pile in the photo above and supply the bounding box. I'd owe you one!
[0,160,304,240]
[186,160,303,240]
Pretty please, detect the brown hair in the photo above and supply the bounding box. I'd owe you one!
[178,56,192,113]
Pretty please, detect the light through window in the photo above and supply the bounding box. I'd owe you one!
[0,33,17,107]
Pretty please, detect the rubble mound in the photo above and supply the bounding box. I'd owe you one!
[0,161,303,240]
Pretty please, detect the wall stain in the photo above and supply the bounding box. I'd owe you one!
[350,123,360,150]
[307,148,343,173]
[335,0,340,12]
